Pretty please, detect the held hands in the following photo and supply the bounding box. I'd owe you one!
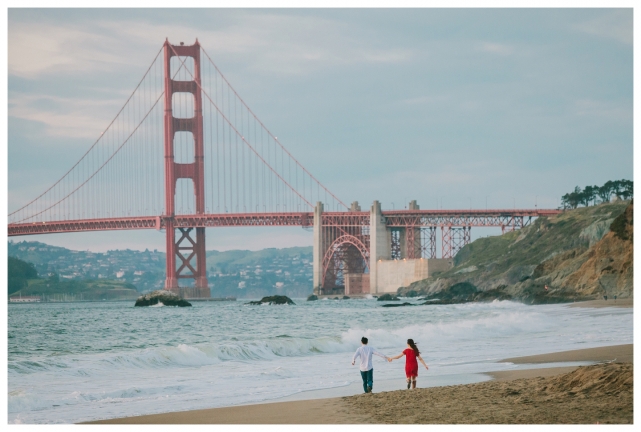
[387,357,393,362]
[352,361,355,366]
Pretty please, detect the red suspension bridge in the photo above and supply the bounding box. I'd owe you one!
[8,40,561,297]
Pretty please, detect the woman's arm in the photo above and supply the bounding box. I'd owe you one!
[389,352,405,361]
[418,355,428,370]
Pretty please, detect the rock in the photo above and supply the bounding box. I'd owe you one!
[134,290,192,307]
[382,302,415,308]
[342,296,350,300]
[247,295,295,305]
[307,294,318,301]
[420,284,513,305]
[333,297,339,300]
[377,293,400,301]
[405,290,419,297]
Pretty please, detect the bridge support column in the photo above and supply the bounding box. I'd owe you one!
[369,200,390,294]
[442,226,453,259]
[313,202,323,295]
[164,218,177,289]
[162,39,209,298]
[428,226,437,259]
[405,200,421,259]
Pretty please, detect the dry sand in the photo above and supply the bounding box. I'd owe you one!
[345,361,632,424]
[84,344,633,424]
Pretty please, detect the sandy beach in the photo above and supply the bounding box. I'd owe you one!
[85,341,633,424]
[84,299,633,424]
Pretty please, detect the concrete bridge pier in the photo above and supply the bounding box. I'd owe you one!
[369,200,390,295]
[368,199,452,294]
[312,201,324,295]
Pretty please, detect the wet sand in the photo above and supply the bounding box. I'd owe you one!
[84,343,632,424]
[567,298,633,308]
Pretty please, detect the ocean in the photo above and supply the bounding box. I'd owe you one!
[7,298,633,424]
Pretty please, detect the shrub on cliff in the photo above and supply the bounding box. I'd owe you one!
[610,201,633,241]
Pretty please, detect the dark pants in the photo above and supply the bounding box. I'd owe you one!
[360,369,373,393]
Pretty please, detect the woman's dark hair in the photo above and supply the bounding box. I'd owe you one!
[407,339,420,356]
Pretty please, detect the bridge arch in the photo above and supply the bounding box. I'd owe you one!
[321,234,370,294]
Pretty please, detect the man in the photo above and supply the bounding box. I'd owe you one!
[352,337,389,393]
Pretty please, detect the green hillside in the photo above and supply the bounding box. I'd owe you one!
[400,201,631,303]
[8,255,139,301]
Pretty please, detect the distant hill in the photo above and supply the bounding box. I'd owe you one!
[7,255,139,301]
[399,201,632,304]
[7,241,313,298]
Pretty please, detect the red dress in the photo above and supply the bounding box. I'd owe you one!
[404,348,419,378]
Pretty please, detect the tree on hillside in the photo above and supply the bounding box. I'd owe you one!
[619,179,633,200]
[597,181,614,203]
[561,186,581,209]
[581,185,598,207]
[8,256,38,295]
[563,180,633,208]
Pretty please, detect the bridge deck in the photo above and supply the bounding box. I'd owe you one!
[8,209,562,236]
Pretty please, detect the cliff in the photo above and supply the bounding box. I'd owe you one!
[399,201,632,304]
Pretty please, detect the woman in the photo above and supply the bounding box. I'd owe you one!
[389,339,428,389]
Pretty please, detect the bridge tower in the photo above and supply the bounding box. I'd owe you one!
[163,39,209,298]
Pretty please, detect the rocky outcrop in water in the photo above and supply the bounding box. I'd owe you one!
[247,295,295,305]
[420,283,513,305]
[307,294,318,301]
[382,302,415,308]
[134,290,192,307]
[377,293,400,301]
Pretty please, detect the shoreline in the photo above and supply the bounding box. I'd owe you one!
[83,342,632,424]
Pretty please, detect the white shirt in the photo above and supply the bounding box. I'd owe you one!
[352,345,387,371]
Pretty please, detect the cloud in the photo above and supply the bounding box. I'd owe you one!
[572,10,632,45]
[572,98,632,123]
[9,12,414,80]
[8,93,125,139]
[477,42,514,56]
[8,22,131,79]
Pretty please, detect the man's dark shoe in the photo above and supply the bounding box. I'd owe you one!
[366,386,372,393]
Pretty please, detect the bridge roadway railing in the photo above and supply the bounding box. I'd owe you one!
[7,209,562,236]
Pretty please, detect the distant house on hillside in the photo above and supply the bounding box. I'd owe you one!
[9,296,41,303]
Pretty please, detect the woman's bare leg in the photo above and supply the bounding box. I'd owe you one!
[411,379,417,389]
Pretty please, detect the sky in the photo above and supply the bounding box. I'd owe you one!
[4,6,635,252]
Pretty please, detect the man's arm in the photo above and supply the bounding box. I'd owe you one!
[352,348,361,365]
[372,348,389,361]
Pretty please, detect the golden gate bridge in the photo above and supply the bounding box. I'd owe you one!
[8,40,561,298]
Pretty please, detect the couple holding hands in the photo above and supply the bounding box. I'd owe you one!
[351,337,428,393]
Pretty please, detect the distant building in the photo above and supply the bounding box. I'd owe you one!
[9,296,41,303]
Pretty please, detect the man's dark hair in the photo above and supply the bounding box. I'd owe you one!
[361,337,368,344]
